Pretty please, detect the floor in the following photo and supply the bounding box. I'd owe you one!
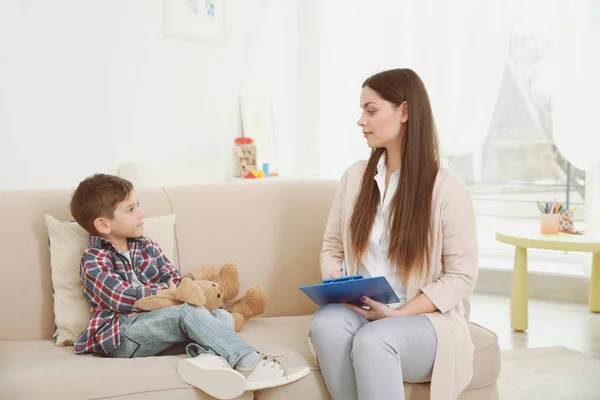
[470,294,600,358]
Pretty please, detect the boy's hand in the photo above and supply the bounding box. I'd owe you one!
[156,280,177,296]
[129,281,178,317]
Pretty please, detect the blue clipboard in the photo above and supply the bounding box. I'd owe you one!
[299,275,400,306]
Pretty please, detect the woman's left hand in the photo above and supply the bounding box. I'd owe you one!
[342,296,400,321]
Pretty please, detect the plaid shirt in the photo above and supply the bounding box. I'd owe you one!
[74,236,181,355]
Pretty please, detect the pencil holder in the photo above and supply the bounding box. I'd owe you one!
[559,211,574,233]
[540,214,560,234]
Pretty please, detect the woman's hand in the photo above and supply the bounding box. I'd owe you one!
[329,269,343,278]
[342,296,401,321]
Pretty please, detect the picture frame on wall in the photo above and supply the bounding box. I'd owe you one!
[240,96,278,170]
[164,0,226,44]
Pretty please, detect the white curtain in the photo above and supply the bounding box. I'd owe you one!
[317,0,515,178]
[552,0,600,224]
[407,1,515,158]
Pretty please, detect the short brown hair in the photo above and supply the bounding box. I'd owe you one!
[70,174,134,235]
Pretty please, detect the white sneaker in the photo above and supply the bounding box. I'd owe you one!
[177,354,246,399]
[236,352,310,391]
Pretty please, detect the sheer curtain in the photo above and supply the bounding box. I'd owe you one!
[552,0,600,224]
[317,0,514,178]
[406,1,515,159]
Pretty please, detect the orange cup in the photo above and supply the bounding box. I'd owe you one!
[540,214,560,234]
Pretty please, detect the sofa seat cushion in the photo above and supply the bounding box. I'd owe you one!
[237,315,331,399]
[0,316,500,400]
[240,316,500,398]
[0,340,251,400]
[467,322,501,390]
[0,316,320,400]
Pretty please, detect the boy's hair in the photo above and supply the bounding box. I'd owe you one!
[70,174,134,236]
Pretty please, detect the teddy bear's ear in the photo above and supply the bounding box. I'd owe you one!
[191,264,219,281]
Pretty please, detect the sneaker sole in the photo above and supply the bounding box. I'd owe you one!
[245,367,311,391]
[177,358,246,399]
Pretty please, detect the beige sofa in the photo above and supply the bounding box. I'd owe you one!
[0,180,501,399]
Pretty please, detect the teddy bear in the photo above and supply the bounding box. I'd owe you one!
[186,262,268,332]
[134,262,267,332]
[133,276,224,312]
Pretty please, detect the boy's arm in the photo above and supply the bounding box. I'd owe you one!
[81,251,166,314]
[148,240,181,288]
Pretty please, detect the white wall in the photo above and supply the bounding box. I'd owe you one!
[0,0,299,190]
[316,0,419,179]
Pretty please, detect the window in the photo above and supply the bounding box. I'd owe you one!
[447,0,587,275]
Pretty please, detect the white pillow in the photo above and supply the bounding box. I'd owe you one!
[44,214,177,346]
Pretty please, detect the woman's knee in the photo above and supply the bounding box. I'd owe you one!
[352,322,386,357]
[310,304,364,341]
[352,316,437,363]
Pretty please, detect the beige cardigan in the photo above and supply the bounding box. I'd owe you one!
[321,160,478,400]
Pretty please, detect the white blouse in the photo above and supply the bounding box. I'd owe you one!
[357,153,407,307]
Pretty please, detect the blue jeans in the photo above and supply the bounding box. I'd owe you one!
[108,304,257,367]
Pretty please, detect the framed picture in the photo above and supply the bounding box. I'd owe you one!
[164,0,226,44]
[240,96,277,168]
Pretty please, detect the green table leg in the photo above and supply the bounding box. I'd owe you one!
[511,247,528,331]
[590,253,600,312]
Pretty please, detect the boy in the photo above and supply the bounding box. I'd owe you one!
[70,174,308,399]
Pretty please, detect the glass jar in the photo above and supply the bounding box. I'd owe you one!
[233,137,257,177]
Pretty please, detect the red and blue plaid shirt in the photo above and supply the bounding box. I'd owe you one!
[74,236,181,355]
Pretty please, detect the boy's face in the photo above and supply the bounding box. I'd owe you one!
[94,191,145,239]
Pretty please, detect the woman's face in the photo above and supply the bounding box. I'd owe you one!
[357,86,407,149]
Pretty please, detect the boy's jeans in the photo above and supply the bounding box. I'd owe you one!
[108,303,257,367]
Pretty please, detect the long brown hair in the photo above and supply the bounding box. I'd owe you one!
[349,69,440,284]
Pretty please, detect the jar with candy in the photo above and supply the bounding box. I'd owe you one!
[233,137,257,177]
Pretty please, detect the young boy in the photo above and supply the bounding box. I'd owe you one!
[70,174,308,399]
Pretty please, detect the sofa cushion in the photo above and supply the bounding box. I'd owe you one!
[0,339,250,400]
[0,315,500,400]
[240,316,501,398]
[164,182,336,319]
[0,316,320,400]
[467,322,501,390]
[0,316,324,400]
[237,315,332,400]
[44,214,177,346]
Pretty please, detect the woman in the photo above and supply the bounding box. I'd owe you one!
[309,68,478,400]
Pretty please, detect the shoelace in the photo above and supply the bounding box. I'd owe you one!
[261,351,291,376]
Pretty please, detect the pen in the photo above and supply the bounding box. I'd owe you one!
[342,260,347,277]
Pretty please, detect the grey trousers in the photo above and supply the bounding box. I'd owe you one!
[309,304,437,400]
